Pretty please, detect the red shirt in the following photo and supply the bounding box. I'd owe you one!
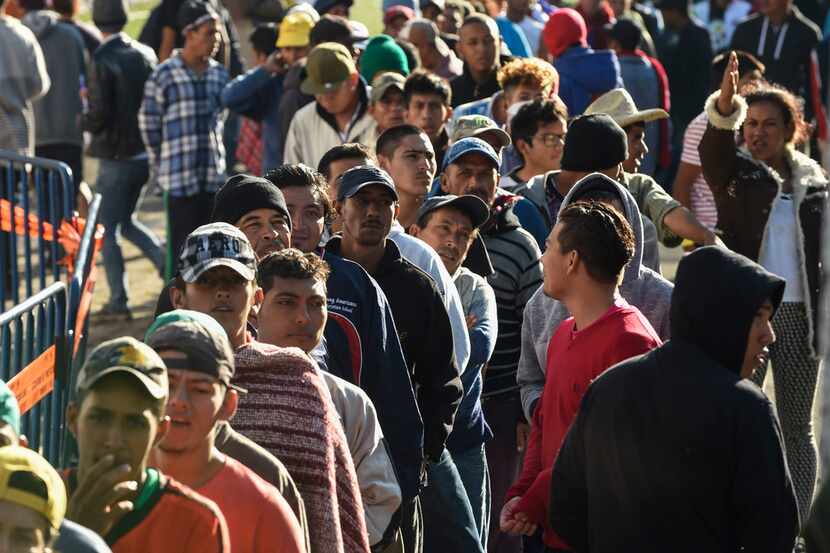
[506,299,661,548]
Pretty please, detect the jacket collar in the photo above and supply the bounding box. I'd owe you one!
[315,75,371,136]
[324,235,403,276]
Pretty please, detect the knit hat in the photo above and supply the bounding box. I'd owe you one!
[0,446,66,530]
[301,42,357,94]
[177,0,219,35]
[543,8,587,58]
[359,35,410,82]
[560,114,628,172]
[277,11,314,48]
[92,0,128,33]
[211,174,292,230]
[0,380,20,437]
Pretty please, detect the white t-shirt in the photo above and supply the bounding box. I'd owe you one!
[759,193,804,302]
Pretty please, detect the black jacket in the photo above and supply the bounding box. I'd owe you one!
[549,246,799,553]
[327,237,462,461]
[449,55,512,107]
[84,34,156,160]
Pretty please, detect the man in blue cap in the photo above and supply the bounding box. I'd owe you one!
[439,136,543,553]
[325,164,481,553]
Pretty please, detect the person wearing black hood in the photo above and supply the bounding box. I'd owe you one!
[548,246,799,552]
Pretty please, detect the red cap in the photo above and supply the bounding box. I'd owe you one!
[543,8,588,58]
[384,5,415,24]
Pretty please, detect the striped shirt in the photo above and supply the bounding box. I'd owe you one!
[139,52,229,198]
[482,225,543,397]
[681,111,718,230]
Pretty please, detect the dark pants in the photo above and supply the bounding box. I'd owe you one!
[167,192,215,262]
[400,497,423,553]
[483,394,523,553]
[35,143,83,193]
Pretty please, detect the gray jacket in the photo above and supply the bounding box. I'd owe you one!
[517,176,674,419]
[22,10,85,147]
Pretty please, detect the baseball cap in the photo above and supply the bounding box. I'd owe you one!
[178,223,257,284]
[301,42,357,95]
[76,337,168,400]
[337,165,398,201]
[442,137,501,171]
[451,115,511,147]
[371,71,407,103]
[0,379,20,436]
[145,310,243,392]
[177,0,218,34]
[385,4,416,24]
[350,20,370,49]
[416,194,490,228]
[277,11,315,48]
[0,446,66,529]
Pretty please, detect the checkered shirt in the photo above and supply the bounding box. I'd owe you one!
[139,53,229,198]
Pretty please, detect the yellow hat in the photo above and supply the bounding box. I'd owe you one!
[277,12,314,48]
[0,446,67,530]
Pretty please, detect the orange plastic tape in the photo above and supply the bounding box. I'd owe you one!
[7,345,57,414]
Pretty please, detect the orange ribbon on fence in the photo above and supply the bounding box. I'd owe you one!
[1,199,104,413]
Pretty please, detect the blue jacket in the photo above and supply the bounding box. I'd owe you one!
[316,249,424,502]
[221,66,284,171]
[554,46,623,115]
[496,17,533,57]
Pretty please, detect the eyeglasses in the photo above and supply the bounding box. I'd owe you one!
[535,132,566,148]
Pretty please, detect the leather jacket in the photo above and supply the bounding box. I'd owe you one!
[84,33,156,160]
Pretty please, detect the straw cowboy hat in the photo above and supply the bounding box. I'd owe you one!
[585,89,669,128]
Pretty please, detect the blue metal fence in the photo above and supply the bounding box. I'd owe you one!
[0,282,68,464]
[0,150,75,312]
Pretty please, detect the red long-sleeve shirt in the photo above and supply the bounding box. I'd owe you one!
[506,299,661,549]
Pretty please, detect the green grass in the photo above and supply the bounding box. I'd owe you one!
[80,0,381,40]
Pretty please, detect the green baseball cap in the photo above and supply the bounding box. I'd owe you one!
[0,380,20,436]
[451,114,511,148]
[76,337,168,400]
[301,42,357,96]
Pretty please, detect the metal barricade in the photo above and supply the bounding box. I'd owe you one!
[0,282,68,465]
[0,150,75,312]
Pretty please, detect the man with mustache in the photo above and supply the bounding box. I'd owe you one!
[438,137,543,553]
[325,164,467,552]
[377,124,437,229]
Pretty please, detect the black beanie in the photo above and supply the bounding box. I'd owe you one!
[92,0,128,33]
[560,114,629,172]
[211,174,292,230]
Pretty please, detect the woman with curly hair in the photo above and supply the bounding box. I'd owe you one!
[699,51,826,523]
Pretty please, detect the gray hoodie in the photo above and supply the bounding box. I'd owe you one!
[0,15,50,155]
[22,10,85,147]
[517,175,674,419]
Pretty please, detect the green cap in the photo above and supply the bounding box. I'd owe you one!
[451,114,511,147]
[0,380,20,436]
[76,337,168,400]
[301,42,356,95]
[358,34,409,83]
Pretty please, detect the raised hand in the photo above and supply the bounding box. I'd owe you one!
[717,51,740,116]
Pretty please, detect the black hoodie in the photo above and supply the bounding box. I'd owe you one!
[548,247,799,553]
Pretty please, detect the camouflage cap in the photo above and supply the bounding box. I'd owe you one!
[450,114,511,147]
[76,337,168,400]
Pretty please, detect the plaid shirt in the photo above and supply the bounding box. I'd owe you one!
[139,53,229,198]
[235,117,262,176]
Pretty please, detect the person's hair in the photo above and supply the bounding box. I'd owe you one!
[317,143,374,180]
[264,164,333,223]
[460,12,498,36]
[257,248,331,294]
[396,38,421,71]
[250,23,278,56]
[376,124,425,159]
[510,97,568,159]
[497,58,558,93]
[51,0,77,16]
[556,201,635,284]
[76,372,167,418]
[742,81,810,146]
[403,70,452,107]
[18,0,46,10]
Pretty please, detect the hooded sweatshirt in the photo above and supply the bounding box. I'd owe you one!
[548,246,799,553]
[554,46,623,116]
[22,10,85,147]
[0,15,50,155]
[516,175,673,419]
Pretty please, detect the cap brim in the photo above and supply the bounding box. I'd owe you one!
[371,82,405,103]
[300,77,348,96]
[617,108,670,128]
[81,366,167,400]
[444,195,490,228]
[443,149,500,171]
[182,258,256,284]
[341,180,399,201]
[472,127,511,147]
[276,37,310,48]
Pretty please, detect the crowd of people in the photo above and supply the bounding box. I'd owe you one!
[2,0,830,549]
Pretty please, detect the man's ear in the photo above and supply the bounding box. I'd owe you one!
[378,155,391,172]
[409,223,422,237]
[515,138,530,159]
[393,203,401,221]
[440,173,449,194]
[219,389,238,422]
[170,285,186,309]
[349,72,359,90]
[334,200,344,216]
[66,403,79,439]
[566,249,579,275]
[443,105,453,123]
[153,416,171,448]
[252,285,264,310]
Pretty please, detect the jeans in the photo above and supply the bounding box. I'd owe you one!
[450,444,491,548]
[97,158,164,310]
[420,448,485,553]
